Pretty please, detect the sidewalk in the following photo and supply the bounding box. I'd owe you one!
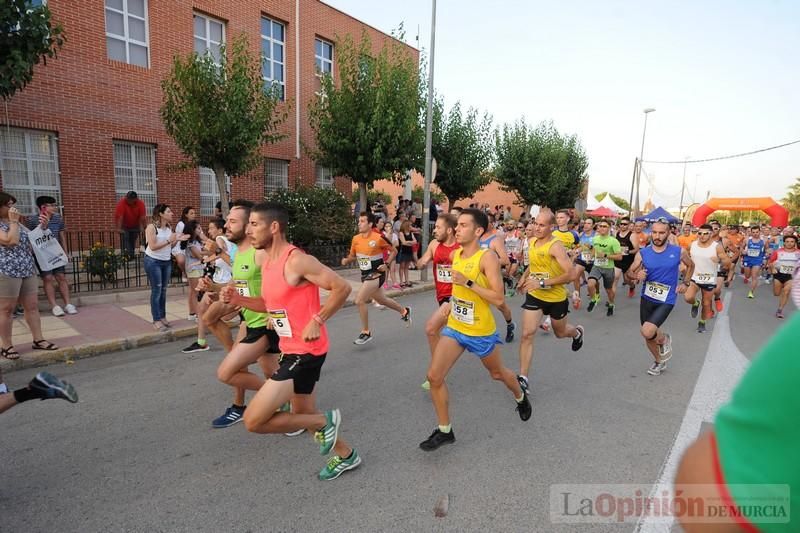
[0,267,434,374]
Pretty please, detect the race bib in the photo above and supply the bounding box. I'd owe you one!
[451,297,475,325]
[644,281,670,302]
[269,309,293,338]
[436,264,453,284]
[747,248,761,257]
[594,257,610,268]
[531,271,551,290]
[357,256,372,271]
[620,246,629,255]
[694,272,715,284]
[580,251,593,262]
[234,280,250,297]
[779,264,795,274]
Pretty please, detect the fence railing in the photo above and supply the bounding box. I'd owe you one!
[57,231,354,294]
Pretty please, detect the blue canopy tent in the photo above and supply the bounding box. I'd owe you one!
[636,206,679,224]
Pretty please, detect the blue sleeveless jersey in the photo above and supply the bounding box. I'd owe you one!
[640,244,682,305]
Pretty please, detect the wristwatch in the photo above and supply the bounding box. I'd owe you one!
[466,279,474,288]
[539,279,546,288]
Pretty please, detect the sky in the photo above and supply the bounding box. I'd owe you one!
[324,0,800,209]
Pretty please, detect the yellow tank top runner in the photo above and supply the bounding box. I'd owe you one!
[527,237,568,303]
[447,249,497,336]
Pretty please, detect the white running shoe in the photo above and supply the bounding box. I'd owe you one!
[64,303,78,315]
[52,305,65,317]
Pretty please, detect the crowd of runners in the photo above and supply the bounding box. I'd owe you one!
[3,196,798,483]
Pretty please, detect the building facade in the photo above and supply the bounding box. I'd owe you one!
[0,0,417,231]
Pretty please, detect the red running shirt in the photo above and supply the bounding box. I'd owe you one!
[433,241,460,302]
[261,245,328,356]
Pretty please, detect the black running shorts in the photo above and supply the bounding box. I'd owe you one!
[241,326,281,354]
[272,353,326,394]
[773,273,792,284]
[640,299,674,327]
[521,294,569,320]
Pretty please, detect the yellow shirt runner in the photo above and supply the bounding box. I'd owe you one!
[447,249,497,337]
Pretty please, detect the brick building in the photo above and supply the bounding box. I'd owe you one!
[0,0,417,231]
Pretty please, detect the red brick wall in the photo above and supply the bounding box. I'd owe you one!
[1,0,418,231]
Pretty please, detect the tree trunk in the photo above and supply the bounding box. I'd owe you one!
[358,182,368,215]
[213,164,229,218]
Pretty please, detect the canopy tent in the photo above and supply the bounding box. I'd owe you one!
[636,206,680,224]
[585,194,601,211]
[586,206,619,218]
[597,193,627,214]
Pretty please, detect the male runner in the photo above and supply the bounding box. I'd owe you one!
[767,234,799,319]
[342,212,410,345]
[742,225,767,298]
[587,219,623,316]
[722,225,743,287]
[416,214,460,390]
[0,370,78,414]
[614,217,640,298]
[626,219,693,376]
[634,220,650,248]
[550,209,579,322]
[708,220,728,312]
[677,225,696,251]
[572,218,596,310]
[516,210,584,393]
[685,224,731,333]
[223,202,361,480]
[479,215,517,342]
[420,208,531,451]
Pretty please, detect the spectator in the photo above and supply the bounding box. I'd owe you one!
[214,201,223,219]
[397,220,416,287]
[0,192,58,359]
[393,212,407,234]
[173,207,199,283]
[429,197,439,223]
[504,205,513,221]
[382,221,401,289]
[26,196,76,317]
[411,197,423,219]
[114,191,147,257]
[144,204,187,331]
[181,220,205,322]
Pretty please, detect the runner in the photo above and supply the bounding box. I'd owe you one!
[222,202,361,480]
[625,219,693,376]
[723,225,744,287]
[614,217,640,298]
[572,218,596,310]
[586,219,623,316]
[677,225,696,251]
[0,370,78,414]
[685,224,731,332]
[416,213,460,390]
[516,210,584,393]
[634,220,650,249]
[767,234,799,319]
[420,208,531,451]
[742,225,767,299]
[342,212,410,345]
[479,217,517,342]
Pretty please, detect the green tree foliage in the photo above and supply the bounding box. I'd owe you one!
[594,192,631,212]
[267,186,353,246]
[782,177,800,221]
[1,0,65,100]
[308,30,423,210]
[431,99,493,207]
[161,34,285,216]
[351,188,391,207]
[412,185,445,204]
[494,120,589,209]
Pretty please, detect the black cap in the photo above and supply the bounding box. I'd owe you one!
[125,191,138,199]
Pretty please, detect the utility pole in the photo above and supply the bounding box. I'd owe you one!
[678,156,689,218]
[420,0,437,282]
[635,108,655,217]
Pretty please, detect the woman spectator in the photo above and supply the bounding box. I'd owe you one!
[172,206,198,283]
[0,192,58,359]
[382,221,401,289]
[144,204,187,331]
[181,220,205,321]
[397,220,416,288]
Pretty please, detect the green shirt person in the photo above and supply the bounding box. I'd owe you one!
[591,233,622,269]
[675,312,800,532]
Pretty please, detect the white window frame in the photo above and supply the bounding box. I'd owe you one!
[105,0,150,67]
[315,165,334,189]
[199,166,231,216]
[264,158,289,195]
[113,141,157,212]
[260,16,285,100]
[315,37,333,77]
[0,128,62,215]
[193,12,225,66]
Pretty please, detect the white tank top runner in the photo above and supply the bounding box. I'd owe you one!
[690,241,718,285]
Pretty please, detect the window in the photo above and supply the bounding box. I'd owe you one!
[260,17,285,100]
[264,158,289,194]
[199,166,230,216]
[315,38,333,76]
[315,165,334,189]
[193,12,225,66]
[105,0,149,67]
[0,128,61,215]
[113,142,157,211]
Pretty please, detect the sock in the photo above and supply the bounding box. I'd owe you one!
[714,296,720,301]
[197,338,207,346]
[506,318,512,324]
[699,320,706,325]
[13,387,37,403]
[438,424,452,433]
[342,450,354,460]
[608,303,615,308]
[515,393,525,403]
[232,403,245,410]
[592,295,600,302]
[0,383,7,394]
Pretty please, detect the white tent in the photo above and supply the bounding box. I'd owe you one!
[597,193,627,214]
[585,194,601,211]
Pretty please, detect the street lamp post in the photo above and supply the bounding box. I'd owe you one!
[634,108,655,217]
[420,0,437,282]
[678,155,690,219]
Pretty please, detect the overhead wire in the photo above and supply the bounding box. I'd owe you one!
[643,138,800,164]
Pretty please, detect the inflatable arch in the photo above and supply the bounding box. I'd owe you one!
[691,197,789,227]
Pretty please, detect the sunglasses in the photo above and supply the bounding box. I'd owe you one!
[619,222,629,225]
[698,231,711,236]
[656,217,670,224]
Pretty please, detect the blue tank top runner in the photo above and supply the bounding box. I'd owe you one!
[640,244,682,305]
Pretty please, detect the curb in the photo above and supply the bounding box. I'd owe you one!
[1,283,434,374]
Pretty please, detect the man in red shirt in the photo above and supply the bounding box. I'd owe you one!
[114,191,147,257]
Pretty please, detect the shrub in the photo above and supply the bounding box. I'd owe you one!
[82,242,126,282]
[351,188,391,207]
[266,186,353,246]
[411,185,445,204]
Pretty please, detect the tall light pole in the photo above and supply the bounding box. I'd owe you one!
[634,108,655,217]
[420,0,437,282]
[678,155,690,218]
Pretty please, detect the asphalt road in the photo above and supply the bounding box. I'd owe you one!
[1,280,791,532]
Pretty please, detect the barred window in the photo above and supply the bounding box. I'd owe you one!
[113,141,157,211]
[264,158,289,195]
[0,128,61,215]
[315,165,334,189]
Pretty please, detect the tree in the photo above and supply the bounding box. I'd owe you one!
[161,34,285,216]
[1,0,65,100]
[430,99,493,208]
[308,30,423,210]
[594,192,631,212]
[494,120,589,209]
[782,177,800,221]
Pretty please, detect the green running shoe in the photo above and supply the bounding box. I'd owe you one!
[319,449,362,481]
[421,379,431,391]
[315,409,341,455]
